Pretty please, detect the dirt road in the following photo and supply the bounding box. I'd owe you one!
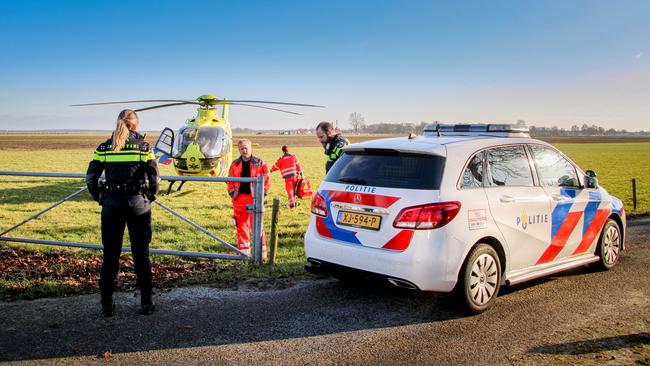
[1,217,649,365]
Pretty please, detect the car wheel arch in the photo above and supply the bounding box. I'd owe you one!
[608,213,625,250]
[455,236,507,280]
[475,236,507,276]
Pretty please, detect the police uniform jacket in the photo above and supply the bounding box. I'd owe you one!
[324,134,349,172]
[86,131,159,203]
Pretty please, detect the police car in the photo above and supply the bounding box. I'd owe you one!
[304,123,626,313]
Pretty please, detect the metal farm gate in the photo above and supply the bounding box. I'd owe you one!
[0,171,266,264]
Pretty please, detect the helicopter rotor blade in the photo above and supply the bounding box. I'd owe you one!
[228,103,303,115]
[70,99,197,107]
[134,102,200,112]
[213,100,325,108]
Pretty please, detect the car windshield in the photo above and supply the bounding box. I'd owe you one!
[173,126,229,158]
[325,150,445,190]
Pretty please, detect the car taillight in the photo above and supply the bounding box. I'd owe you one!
[393,201,461,230]
[311,192,328,217]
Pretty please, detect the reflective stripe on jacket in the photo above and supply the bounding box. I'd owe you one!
[227,156,270,198]
[86,131,159,201]
[271,153,302,179]
[324,134,349,172]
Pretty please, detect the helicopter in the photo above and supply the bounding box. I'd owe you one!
[72,94,323,190]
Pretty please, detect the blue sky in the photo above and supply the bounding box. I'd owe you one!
[0,0,648,131]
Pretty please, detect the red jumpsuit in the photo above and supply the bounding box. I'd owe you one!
[271,153,303,207]
[227,156,270,259]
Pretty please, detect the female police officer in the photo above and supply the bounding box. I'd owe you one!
[86,109,159,316]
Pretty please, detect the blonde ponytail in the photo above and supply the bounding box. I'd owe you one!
[112,109,139,151]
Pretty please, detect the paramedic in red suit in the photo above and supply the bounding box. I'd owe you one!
[227,139,269,259]
[271,145,303,208]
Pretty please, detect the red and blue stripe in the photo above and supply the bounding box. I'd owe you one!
[314,190,414,250]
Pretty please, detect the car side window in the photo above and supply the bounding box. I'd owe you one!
[529,145,580,187]
[461,152,484,189]
[486,145,534,187]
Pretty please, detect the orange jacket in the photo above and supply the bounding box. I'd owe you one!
[271,153,302,179]
[227,156,270,198]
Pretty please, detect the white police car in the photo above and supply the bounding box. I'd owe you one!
[304,123,626,313]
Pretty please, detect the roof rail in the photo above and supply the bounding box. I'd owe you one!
[422,123,530,138]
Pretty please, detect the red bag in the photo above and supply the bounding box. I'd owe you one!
[295,178,313,199]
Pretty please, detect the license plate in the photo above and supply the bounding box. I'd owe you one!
[337,211,382,230]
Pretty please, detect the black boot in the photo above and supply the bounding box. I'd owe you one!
[140,290,155,315]
[101,290,115,317]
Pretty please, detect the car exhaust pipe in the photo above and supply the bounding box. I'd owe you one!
[387,277,418,290]
[307,258,322,267]
[305,258,323,274]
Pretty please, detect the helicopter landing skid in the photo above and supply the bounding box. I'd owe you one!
[165,180,188,195]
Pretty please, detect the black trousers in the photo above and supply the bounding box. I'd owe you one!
[99,194,153,298]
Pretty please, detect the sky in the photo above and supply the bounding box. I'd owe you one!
[0,0,648,131]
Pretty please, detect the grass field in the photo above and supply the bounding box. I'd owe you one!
[0,133,648,299]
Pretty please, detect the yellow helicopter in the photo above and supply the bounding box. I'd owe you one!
[73,94,323,184]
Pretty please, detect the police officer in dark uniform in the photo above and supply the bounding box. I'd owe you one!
[315,121,349,173]
[86,109,159,317]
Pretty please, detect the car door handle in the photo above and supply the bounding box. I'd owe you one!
[499,195,515,203]
[552,194,568,201]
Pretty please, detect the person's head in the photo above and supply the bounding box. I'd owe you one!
[238,139,252,160]
[316,121,335,145]
[282,145,289,154]
[112,109,139,151]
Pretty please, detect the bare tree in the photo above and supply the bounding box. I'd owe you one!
[349,112,365,134]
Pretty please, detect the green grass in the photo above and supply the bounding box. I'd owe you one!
[0,141,648,299]
[555,142,650,214]
[0,146,325,299]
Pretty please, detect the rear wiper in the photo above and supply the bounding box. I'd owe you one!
[338,177,367,185]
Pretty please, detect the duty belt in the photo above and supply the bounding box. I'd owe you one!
[102,182,144,195]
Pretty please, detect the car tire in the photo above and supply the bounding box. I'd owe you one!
[596,219,622,270]
[458,243,501,314]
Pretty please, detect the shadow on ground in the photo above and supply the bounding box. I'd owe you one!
[528,332,650,354]
[0,278,466,361]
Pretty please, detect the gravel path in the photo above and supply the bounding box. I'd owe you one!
[1,217,649,365]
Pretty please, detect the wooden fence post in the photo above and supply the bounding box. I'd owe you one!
[269,198,280,265]
[632,178,637,211]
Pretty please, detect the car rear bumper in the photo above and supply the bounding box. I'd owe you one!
[305,258,421,290]
[304,221,459,292]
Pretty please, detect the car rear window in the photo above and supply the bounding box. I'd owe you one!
[325,150,445,190]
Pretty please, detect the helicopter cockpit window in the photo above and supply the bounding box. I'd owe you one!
[172,126,229,159]
[197,127,228,158]
[173,127,196,158]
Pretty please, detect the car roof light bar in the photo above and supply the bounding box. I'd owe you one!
[422,123,530,138]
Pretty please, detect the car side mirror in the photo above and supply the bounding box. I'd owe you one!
[585,170,598,189]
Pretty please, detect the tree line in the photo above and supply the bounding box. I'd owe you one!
[347,113,649,136]
[231,115,648,136]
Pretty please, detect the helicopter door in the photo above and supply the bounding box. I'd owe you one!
[153,127,175,165]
